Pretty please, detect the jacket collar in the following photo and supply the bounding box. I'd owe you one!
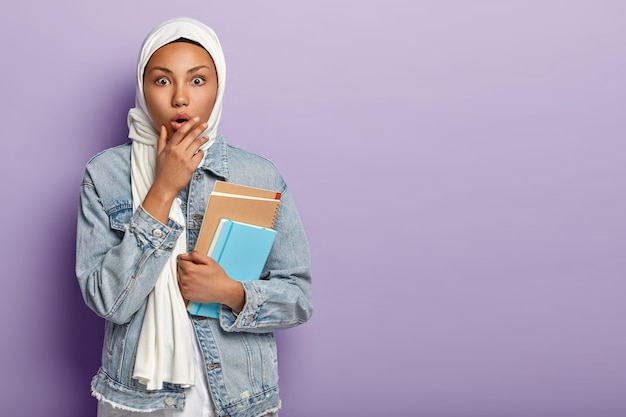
[199,133,230,179]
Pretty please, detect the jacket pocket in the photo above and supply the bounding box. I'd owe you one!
[108,204,133,235]
[105,320,128,355]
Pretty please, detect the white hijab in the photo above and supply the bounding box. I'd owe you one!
[129,17,226,391]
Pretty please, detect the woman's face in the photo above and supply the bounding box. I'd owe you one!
[143,41,218,138]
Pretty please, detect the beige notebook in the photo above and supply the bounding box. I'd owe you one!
[195,181,281,255]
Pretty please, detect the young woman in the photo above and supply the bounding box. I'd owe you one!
[76,17,313,417]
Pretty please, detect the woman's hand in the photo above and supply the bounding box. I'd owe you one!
[143,118,208,223]
[177,251,246,313]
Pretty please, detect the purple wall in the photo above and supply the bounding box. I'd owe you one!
[1,1,624,416]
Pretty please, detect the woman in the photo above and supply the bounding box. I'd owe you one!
[76,16,313,417]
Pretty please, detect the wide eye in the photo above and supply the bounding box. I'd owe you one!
[156,77,170,86]
[192,77,205,86]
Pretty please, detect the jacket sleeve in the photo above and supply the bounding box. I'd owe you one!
[75,165,183,325]
[219,185,314,333]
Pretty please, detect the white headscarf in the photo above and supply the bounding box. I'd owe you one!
[129,17,226,391]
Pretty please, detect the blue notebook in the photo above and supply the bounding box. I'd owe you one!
[187,219,278,318]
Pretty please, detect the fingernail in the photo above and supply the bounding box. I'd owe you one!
[193,116,200,122]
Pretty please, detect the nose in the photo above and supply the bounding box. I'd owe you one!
[172,85,189,107]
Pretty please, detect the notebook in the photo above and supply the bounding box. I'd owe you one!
[187,219,278,318]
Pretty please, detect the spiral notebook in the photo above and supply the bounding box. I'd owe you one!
[194,181,282,255]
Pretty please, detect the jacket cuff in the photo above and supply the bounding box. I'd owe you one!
[130,205,184,251]
[220,281,263,330]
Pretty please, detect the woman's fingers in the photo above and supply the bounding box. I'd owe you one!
[166,117,209,162]
[156,125,168,154]
[169,117,207,146]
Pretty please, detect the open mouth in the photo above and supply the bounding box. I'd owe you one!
[171,114,191,131]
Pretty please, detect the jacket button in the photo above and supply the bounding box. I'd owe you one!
[152,229,163,238]
[165,397,175,406]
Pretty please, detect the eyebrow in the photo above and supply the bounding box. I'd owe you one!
[147,65,212,74]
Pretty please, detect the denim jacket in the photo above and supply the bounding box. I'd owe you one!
[76,134,313,416]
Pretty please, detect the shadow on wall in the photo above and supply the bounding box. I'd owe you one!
[30,79,139,416]
[56,84,134,416]
[51,199,103,416]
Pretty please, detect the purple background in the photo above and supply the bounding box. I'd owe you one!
[1,1,624,416]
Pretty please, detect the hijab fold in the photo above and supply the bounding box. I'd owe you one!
[128,17,226,391]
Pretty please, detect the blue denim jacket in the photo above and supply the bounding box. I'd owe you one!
[76,134,313,416]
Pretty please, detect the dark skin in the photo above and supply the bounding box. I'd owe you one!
[141,42,245,313]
